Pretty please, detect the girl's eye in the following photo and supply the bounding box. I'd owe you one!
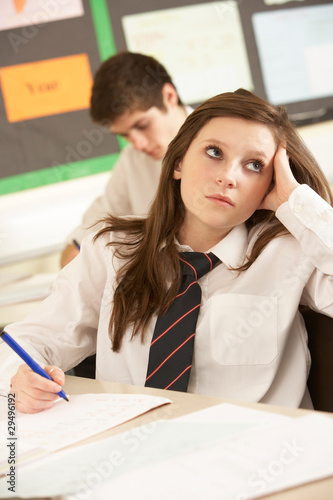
[206,146,222,159]
[246,159,264,173]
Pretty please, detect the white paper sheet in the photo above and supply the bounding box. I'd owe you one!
[174,402,291,424]
[265,0,305,5]
[65,412,333,500]
[0,0,84,31]
[0,404,258,498]
[2,403,332,500]
[0,393,171,477]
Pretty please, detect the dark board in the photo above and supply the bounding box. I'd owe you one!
[0,0,118,194]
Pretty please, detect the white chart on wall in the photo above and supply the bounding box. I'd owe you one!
[122,1,254,104]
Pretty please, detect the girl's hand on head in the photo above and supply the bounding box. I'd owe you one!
[11,364,65,414]
[259,145,300,212]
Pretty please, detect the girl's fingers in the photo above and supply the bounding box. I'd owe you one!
[10,364,65,413]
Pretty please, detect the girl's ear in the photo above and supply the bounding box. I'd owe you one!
[173,160,182,180]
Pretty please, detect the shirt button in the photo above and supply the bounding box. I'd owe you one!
[295,204,303,213]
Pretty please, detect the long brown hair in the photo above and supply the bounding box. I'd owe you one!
[96,89,332,351]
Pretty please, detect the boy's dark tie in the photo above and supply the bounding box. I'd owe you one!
[145,252,220,392]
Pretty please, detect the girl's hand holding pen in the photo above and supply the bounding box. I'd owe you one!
[11,364,66,414]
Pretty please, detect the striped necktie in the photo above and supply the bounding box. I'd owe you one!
[145,252,220,392]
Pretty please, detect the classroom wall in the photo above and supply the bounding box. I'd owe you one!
[1,0,333,271]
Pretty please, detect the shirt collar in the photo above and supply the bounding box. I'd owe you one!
[176,223,248,269]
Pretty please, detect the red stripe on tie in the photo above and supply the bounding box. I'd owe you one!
[179,256,197,280]
[175,280,197,299]
[165,365,192,390]
[162,281,197,313]
[150,304,200,346]
[146,333,195,382]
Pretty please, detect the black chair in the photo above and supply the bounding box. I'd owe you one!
[300,307,333,412]
[73,354,96,379]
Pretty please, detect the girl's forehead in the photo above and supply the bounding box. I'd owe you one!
[194,116,277,148]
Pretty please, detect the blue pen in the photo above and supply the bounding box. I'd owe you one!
[0,330,69,402]
[73,239,81,251]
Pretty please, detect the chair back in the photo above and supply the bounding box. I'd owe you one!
[300,307,333,412]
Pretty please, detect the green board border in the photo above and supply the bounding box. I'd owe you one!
[0,153,119,195]
[0,0,118,196]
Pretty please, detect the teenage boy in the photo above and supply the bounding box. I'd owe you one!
[61,51,191,267]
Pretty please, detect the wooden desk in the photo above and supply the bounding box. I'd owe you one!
[58,376,333,500]
[6,376,332,500]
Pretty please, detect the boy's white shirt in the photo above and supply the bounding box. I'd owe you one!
[1,185,333,408]
[67,144,162,244]
[67,106,194,245]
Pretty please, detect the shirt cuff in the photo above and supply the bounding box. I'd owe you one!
[276,184,333,241]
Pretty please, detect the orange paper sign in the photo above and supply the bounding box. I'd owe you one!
[13,0,26,13]
[0,54,93,122]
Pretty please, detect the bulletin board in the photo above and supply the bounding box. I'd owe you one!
[111,0,333,118]
[1,0,332,196]
[0,0,118,195]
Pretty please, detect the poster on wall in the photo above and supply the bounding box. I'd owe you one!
[0,0,119,193]
[1,54,93,122]
[0,0,84,31]
[122,1,253,104]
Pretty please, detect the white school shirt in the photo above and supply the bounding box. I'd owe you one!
[68,106,193,244]
[1,185,333,408]
[67,144,162,244]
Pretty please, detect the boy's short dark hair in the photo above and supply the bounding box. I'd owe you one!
[90,51,183,126]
